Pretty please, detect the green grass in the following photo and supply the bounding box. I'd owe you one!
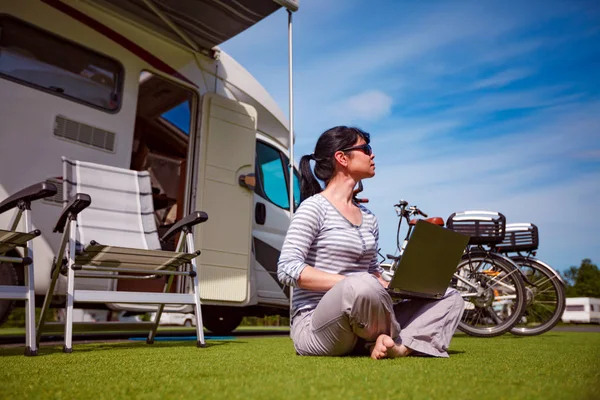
[0,327,24,336]
[1,332,599,400]
[0,325,290,336]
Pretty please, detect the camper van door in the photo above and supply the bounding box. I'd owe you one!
[194,94,257,304]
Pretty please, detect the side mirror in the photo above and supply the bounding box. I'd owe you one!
[238,173,256,191]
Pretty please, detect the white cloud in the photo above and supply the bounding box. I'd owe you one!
[440,87,583,116]
[335,90,393,121]
[576,150,600,159]
[473,68,534,89]
[478,39,548,64]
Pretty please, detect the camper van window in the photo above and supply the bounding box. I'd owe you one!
[0,16,123,112]
[566,305,585,312]
[256,141,291,209]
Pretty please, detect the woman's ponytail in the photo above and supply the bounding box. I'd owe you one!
[299,154,322,202]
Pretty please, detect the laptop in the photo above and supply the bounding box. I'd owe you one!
[386,220,470,300]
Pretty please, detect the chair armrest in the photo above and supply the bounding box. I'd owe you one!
[0,182,58,215]
[53,194,92,233]
[160,211,208,243]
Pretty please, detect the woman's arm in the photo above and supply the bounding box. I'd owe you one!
[297,265,345,291]
[368,216,386,287]
[278,199,325,288]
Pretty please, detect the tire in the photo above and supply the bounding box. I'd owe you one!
[203,310,243,335]
[451,252,527,337]
[184,319,192,327]
[0,262,18,326]
[509,257,566,336]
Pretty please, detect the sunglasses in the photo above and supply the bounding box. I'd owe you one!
[340,143,372,156]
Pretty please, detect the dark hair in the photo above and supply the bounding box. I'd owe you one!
[299,126,371,202]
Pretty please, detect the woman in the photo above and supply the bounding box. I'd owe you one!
[277,126,464,359]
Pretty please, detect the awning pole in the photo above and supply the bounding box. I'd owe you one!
[287,8,295,324]
[287,9,295,219]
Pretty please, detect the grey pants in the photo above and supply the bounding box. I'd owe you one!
[291,273,464,358]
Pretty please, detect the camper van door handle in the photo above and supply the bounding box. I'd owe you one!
[255,202,266,225]
[238,173,256,191]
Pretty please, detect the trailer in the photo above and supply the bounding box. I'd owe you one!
[0,0,299,334]
[561,298,600,324]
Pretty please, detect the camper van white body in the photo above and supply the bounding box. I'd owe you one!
[561,298,600,324]
[0,0,296,326]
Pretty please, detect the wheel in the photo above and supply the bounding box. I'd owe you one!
[184,319,192,327]
[0,262,18,326]
[509,258,566,336]
[451,252,527,337]
[203,309,243,335]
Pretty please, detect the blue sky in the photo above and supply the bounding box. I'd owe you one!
[221,0,600,273]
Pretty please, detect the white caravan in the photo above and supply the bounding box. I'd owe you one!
[0,0,299,334]
[561,298,600,324]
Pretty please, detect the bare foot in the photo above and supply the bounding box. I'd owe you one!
[370,334,412,360]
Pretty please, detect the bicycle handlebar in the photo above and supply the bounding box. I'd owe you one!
[395,200,408,208]
[391,200,434,255]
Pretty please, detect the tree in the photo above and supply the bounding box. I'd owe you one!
[562,259,600,298]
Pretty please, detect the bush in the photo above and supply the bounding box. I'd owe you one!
[3,307,56,328]
[240,315,289,327]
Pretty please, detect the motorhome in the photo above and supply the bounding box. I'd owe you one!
[0,0,299,334]
[561,298,600,324]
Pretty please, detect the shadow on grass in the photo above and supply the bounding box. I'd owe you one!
[454,332,527,339]
[0,339,244,357]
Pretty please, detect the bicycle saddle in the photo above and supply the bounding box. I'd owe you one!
[408,217,445,226]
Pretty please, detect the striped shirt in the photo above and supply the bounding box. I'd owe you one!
[277,194,383,318]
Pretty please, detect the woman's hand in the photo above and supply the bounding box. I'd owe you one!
[373,272,389,288]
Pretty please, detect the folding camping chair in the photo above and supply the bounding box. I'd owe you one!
[0,182,57,356]
[36,157,208,353]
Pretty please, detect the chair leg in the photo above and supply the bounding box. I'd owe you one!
[23,210,37,356]
[186,233,205,348]
[192,272,205,348]
[37,225,71,347]
[24,258,37,356]
[63,220,77,353]
[63,262,75,353]
[147,275,174,345]
[146,303,165,345]
[36,256,64,347]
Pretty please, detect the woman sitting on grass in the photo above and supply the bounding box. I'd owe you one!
[277,126,464,359]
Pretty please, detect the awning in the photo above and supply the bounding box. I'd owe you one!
[90,0,298,55]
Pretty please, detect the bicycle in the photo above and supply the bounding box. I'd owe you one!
[495,223,567,336]
[383,203,527,338]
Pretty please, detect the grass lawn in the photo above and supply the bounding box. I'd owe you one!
[1,332,599,400]
[0,325,290,337]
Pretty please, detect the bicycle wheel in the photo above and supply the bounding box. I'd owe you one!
[509,257,566,336]
[451,252,527,337]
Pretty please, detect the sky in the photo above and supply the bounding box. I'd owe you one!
[221,0,600,274]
